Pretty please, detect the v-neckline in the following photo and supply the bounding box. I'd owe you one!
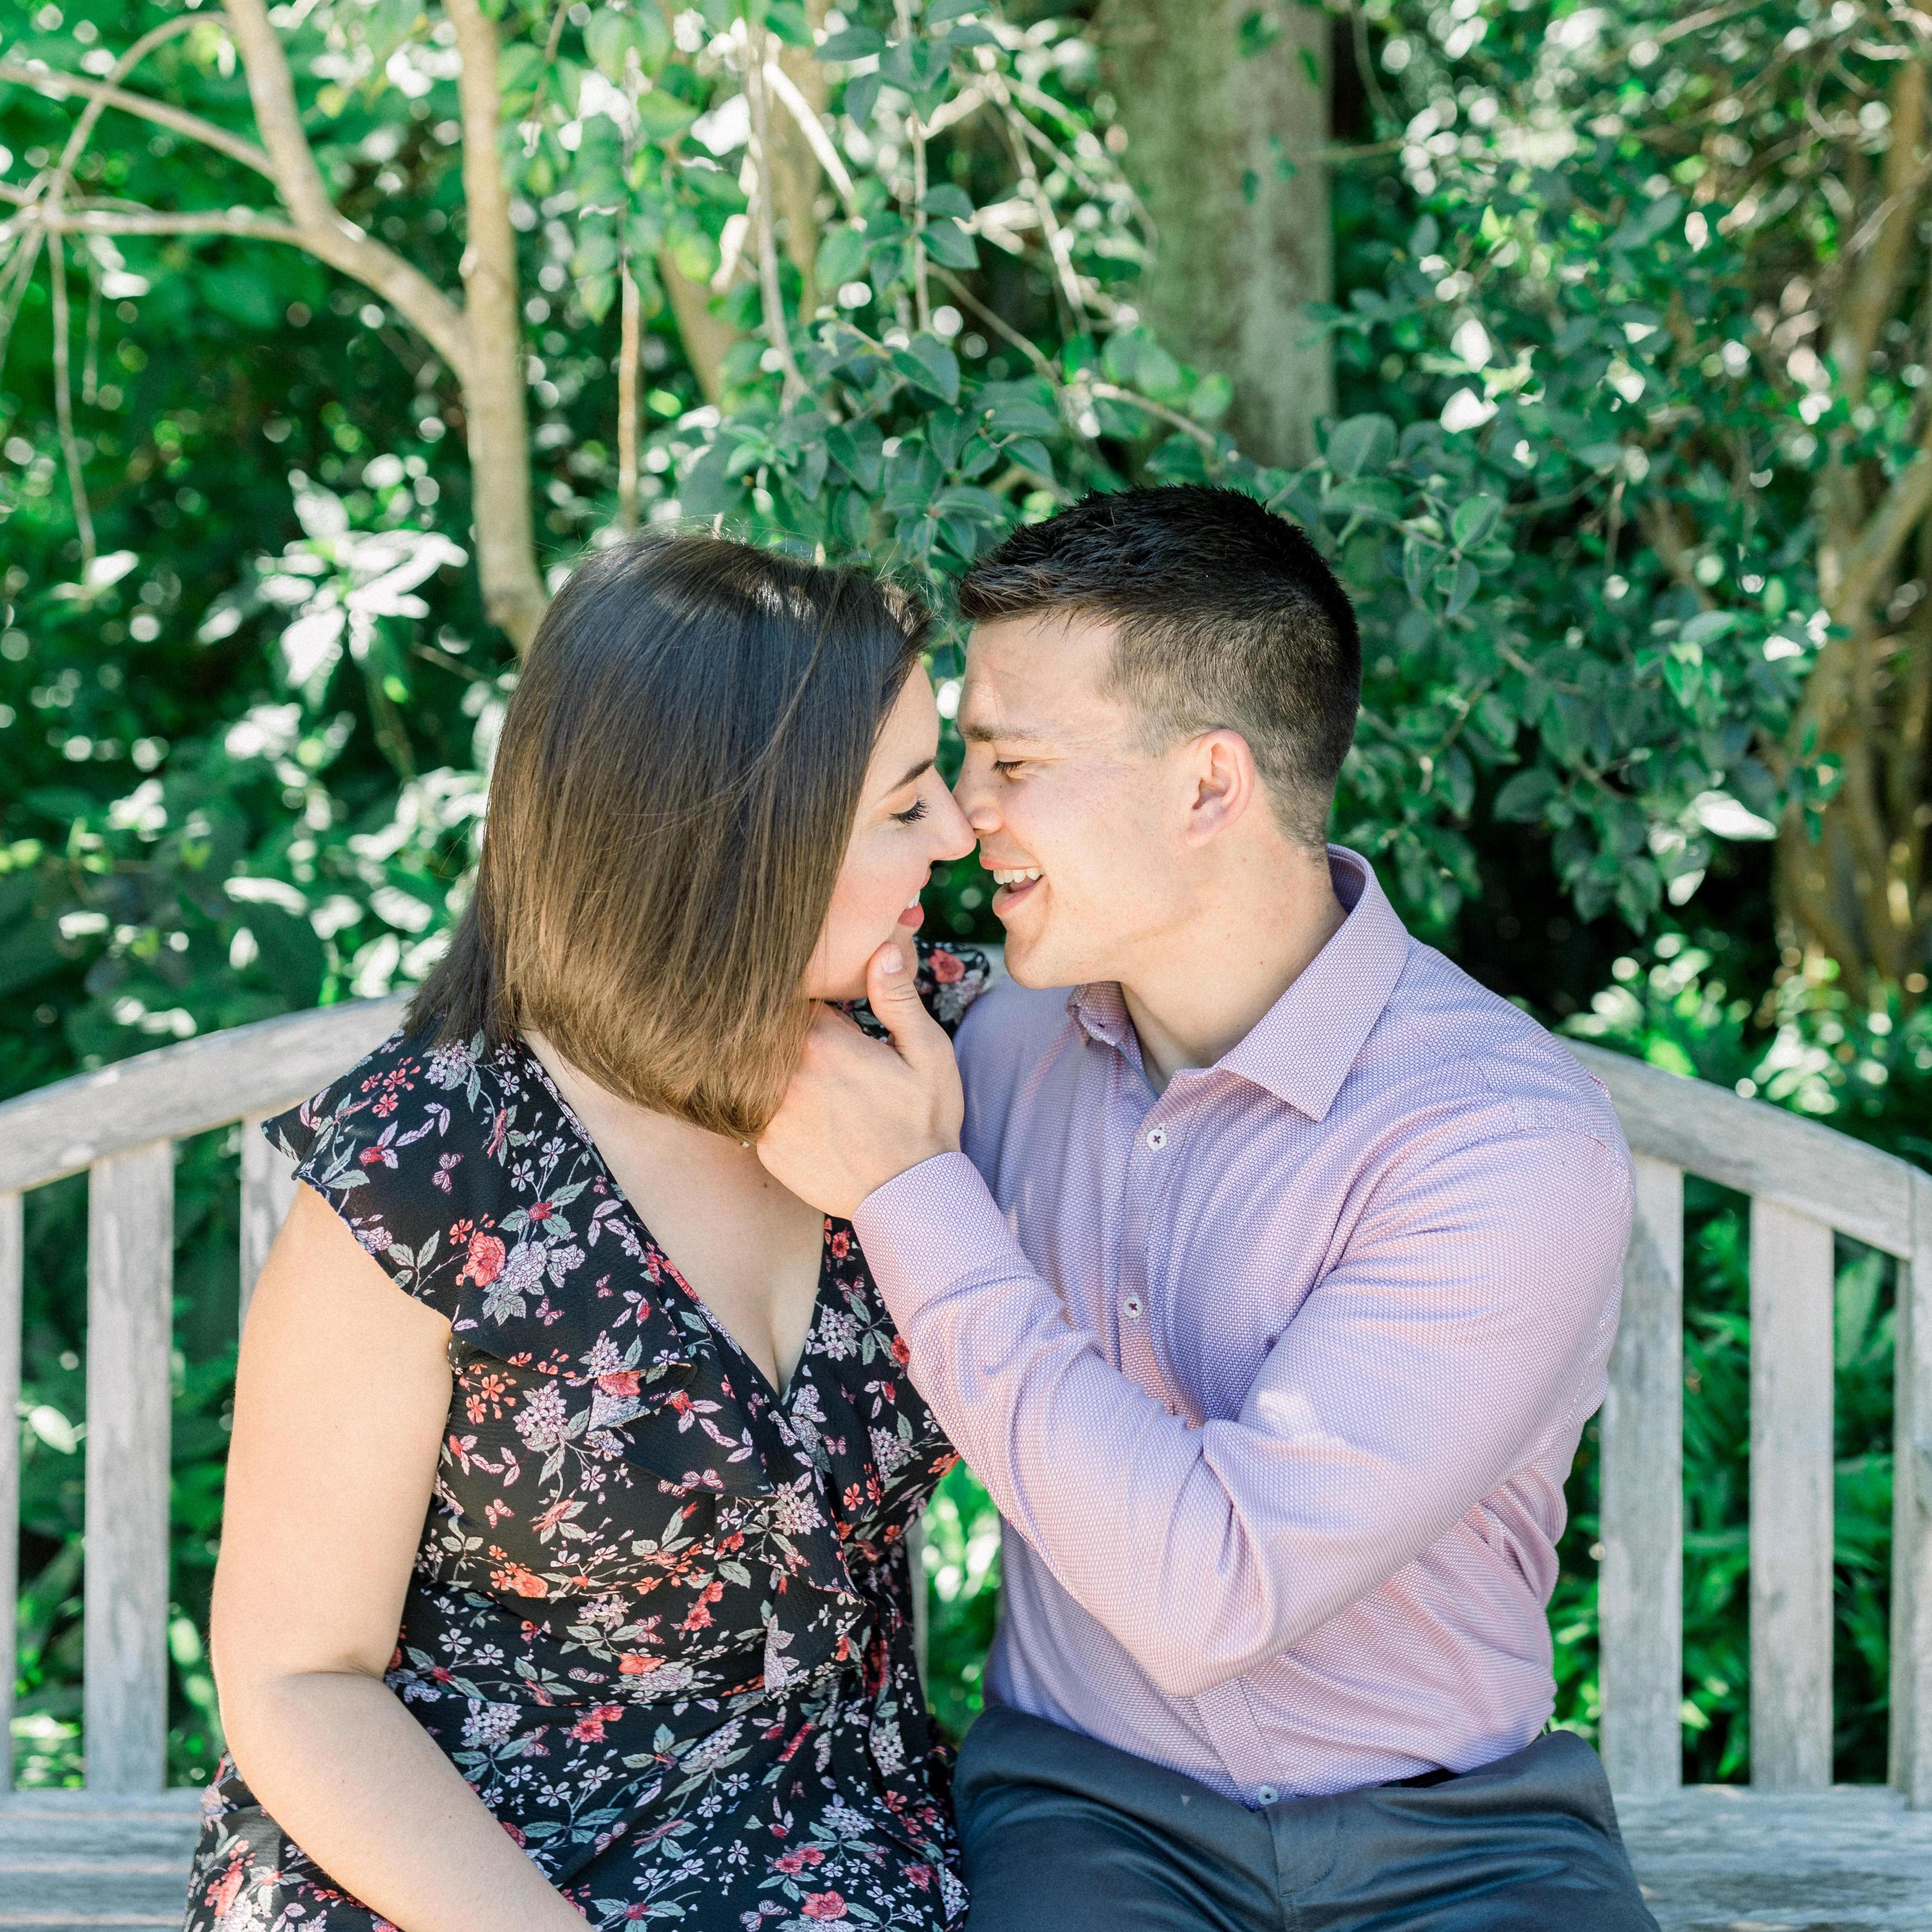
[514,1037,834,1406]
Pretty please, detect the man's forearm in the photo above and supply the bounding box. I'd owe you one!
[220,1669,584,1932]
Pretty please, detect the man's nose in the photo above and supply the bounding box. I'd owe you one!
[952,764,1001,835]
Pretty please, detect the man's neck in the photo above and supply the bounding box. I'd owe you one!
[1118,852,1346,1096]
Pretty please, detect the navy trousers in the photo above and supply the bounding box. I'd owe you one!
[954,1706,1659,1932]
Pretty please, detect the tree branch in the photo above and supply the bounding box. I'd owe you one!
[746,28,807,403]
[12,204,305,245]
[219,0,472,376]
[0,59,275,180]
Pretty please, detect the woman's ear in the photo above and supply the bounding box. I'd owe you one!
[1181,728,1260,847]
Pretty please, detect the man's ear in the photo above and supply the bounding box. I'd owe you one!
[1181,728,1260,847]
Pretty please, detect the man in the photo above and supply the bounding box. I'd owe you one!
[759,486,1656,1931]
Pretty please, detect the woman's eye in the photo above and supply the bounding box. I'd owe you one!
[892,798,930,825]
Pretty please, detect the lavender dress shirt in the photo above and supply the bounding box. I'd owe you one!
[851,848,1633,1806]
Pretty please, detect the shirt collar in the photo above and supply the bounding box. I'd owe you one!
[1067,846,1412,1122]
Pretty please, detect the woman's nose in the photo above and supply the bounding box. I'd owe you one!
[931,789,978,863]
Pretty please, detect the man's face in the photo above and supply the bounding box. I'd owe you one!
[955,613,1192,989]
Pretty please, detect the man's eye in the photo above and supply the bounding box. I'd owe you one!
[992,759,1026,778]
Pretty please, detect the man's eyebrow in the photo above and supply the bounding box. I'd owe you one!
[958,720,1056,746]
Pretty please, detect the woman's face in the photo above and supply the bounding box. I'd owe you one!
[804,671,977,1002]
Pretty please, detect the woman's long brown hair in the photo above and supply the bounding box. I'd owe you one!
[409,532,925,1140]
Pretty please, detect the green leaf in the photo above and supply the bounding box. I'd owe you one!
[1680,609,1739,646]
[1324,413,1397,479]
[579,272,617,323]
[1432,556,1480,616]
[827,421,885,491]
[584,8,655,82]
[1494,767,1560,822]
[764,0,814,46]
[919,217,979,270]
[1450,494,1502,550]
[815,224,871,289]
[635,87,699,140]
[925,0,985,22]
[920,184,976,221]
[819,24,886,58]
[843,69,883,125]
[892,336,961,404]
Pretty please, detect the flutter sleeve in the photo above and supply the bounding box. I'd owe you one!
[261,1023,501,1323]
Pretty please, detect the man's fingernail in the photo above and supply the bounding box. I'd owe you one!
[880,949,905,975]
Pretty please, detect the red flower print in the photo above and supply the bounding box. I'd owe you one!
[907,1864,932,1890]
[801,1893,846,1920]
[500,1819,526,1847]
[618,1653,659,1675]
[569,1716,607,1742]
[930,947,965,984]
[829,1230,850,1260]
[461,1231,506,1286]
[596,1369,641,1398]
[529,1201,554,1222]
[891,1335,910,1367]
[205,1858,246,1918]
[490,1558,549,1598]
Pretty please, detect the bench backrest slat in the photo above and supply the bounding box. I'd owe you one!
[81,1144,175,1796]
[1748,1200,1837,1790]
[0,1193,19,1783]
[1599,1154,1684,1796]
[239,1111,300,1329]
[1893,1180,1932,1797]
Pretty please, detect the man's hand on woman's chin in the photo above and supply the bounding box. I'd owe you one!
[758,944,964,1219]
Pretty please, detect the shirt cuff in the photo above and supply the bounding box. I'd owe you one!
[852,1150,1028,1326]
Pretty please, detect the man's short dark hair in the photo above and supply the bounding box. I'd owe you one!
[956,485,1361,847]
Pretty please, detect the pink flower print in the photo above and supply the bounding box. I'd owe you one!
[461,1232,507,1286]
[929,947,966,984]
[800,1894,846,1921]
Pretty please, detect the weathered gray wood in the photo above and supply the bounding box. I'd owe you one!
[0,1191,20,1790]
[1893,1166,1932,1808]
[1568,1040,1917,1260]
[1616,1783,1932,1929]
[0,1789,202,1930]
[0,996,406,1197]
[238,1113,298,1330]
[83,1144,175,1796]
[9,1784,1932,1932]
[1601,1156,1684,1797]
[908,1515,929,1695]
[1749,1199,1836,1791]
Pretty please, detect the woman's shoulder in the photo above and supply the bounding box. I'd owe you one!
[261,1018,547,1314]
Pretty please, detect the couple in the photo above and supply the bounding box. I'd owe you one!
[185,487,1656,1932]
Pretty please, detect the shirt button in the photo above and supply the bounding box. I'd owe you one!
[1146,1126,1168,1150]
[1256,1785,1280,1805]
[1121,1293,1144,1321]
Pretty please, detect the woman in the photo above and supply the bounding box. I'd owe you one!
[185,534,986,1932]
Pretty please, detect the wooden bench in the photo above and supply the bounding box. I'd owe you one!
[2,997,1930,1929]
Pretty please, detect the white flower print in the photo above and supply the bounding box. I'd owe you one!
[768,1476,826,1536]
[460,1699,521,1748]
[870,1427,914,1483]
[816,1307,860,1360]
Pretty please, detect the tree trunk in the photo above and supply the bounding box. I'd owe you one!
[446,0,548,653]
[1103,0,1334,467]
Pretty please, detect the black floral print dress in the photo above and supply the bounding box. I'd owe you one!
[184,944,987,1932]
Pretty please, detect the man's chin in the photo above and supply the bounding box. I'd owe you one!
[1000,929,1082,992]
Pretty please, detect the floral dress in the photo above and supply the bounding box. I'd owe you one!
[184,944,987,1932]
